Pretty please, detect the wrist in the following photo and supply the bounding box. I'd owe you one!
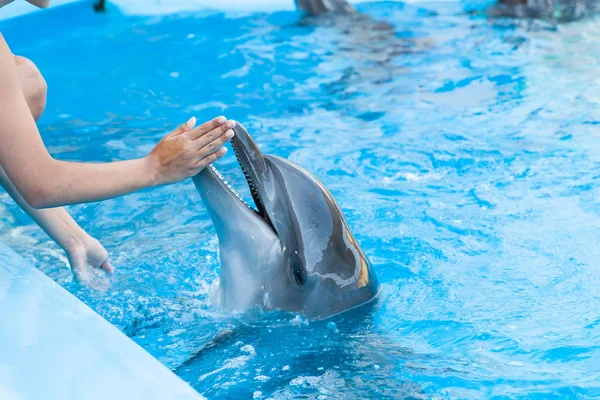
[142,154,161,187]
[62,228,92,255]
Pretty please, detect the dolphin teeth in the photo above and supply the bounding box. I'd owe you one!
[214,142,269,219]
[209,164,257,213]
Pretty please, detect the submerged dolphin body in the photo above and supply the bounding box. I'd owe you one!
[488,0,600,20]
[295,0,355,15]
[192,123,378,320]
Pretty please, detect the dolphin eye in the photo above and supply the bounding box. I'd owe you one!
[293,264,308,286]
[291,253,308,287]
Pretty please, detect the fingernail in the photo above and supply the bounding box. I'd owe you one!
[187,116,196,127]
[217,116,226,124]
[225,129,234,138]
[226,120,236,129]
[219,147,228,155]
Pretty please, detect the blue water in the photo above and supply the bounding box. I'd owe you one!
[2,1,600,398]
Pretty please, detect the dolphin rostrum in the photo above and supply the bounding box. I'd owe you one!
[192,123,378,320]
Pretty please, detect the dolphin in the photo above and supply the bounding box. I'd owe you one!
[192,123,378,320]
[295,0,355,15]
[487,0,600,21]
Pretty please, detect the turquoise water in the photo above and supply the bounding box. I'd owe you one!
[2,1,600,398]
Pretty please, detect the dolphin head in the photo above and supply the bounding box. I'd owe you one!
[192,122,378,320]
[295,0,356,15]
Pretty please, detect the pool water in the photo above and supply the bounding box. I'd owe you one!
[2,1,600,398]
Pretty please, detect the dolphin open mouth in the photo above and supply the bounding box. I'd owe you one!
[206,138,274,231]
[232,140,269,222]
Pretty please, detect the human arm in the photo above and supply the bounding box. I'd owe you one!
[0,34,234,209]
[4,49,112,282]
[0,164,113,281]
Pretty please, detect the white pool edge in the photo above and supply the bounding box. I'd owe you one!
[0,242,205,400]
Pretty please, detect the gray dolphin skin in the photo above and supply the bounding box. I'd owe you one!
[488,0,600,20]
[295,0,355,15]
[192,123,378,320]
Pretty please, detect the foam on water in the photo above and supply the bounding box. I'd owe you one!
[1,1,600,398]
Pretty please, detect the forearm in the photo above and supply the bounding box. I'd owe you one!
[0,165,87,250]
[30,157,155,208]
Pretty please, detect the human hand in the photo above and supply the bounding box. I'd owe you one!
[146,116,235,186]
[66,234,113,288]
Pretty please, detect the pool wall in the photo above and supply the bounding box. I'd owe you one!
[0,242,204,400]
